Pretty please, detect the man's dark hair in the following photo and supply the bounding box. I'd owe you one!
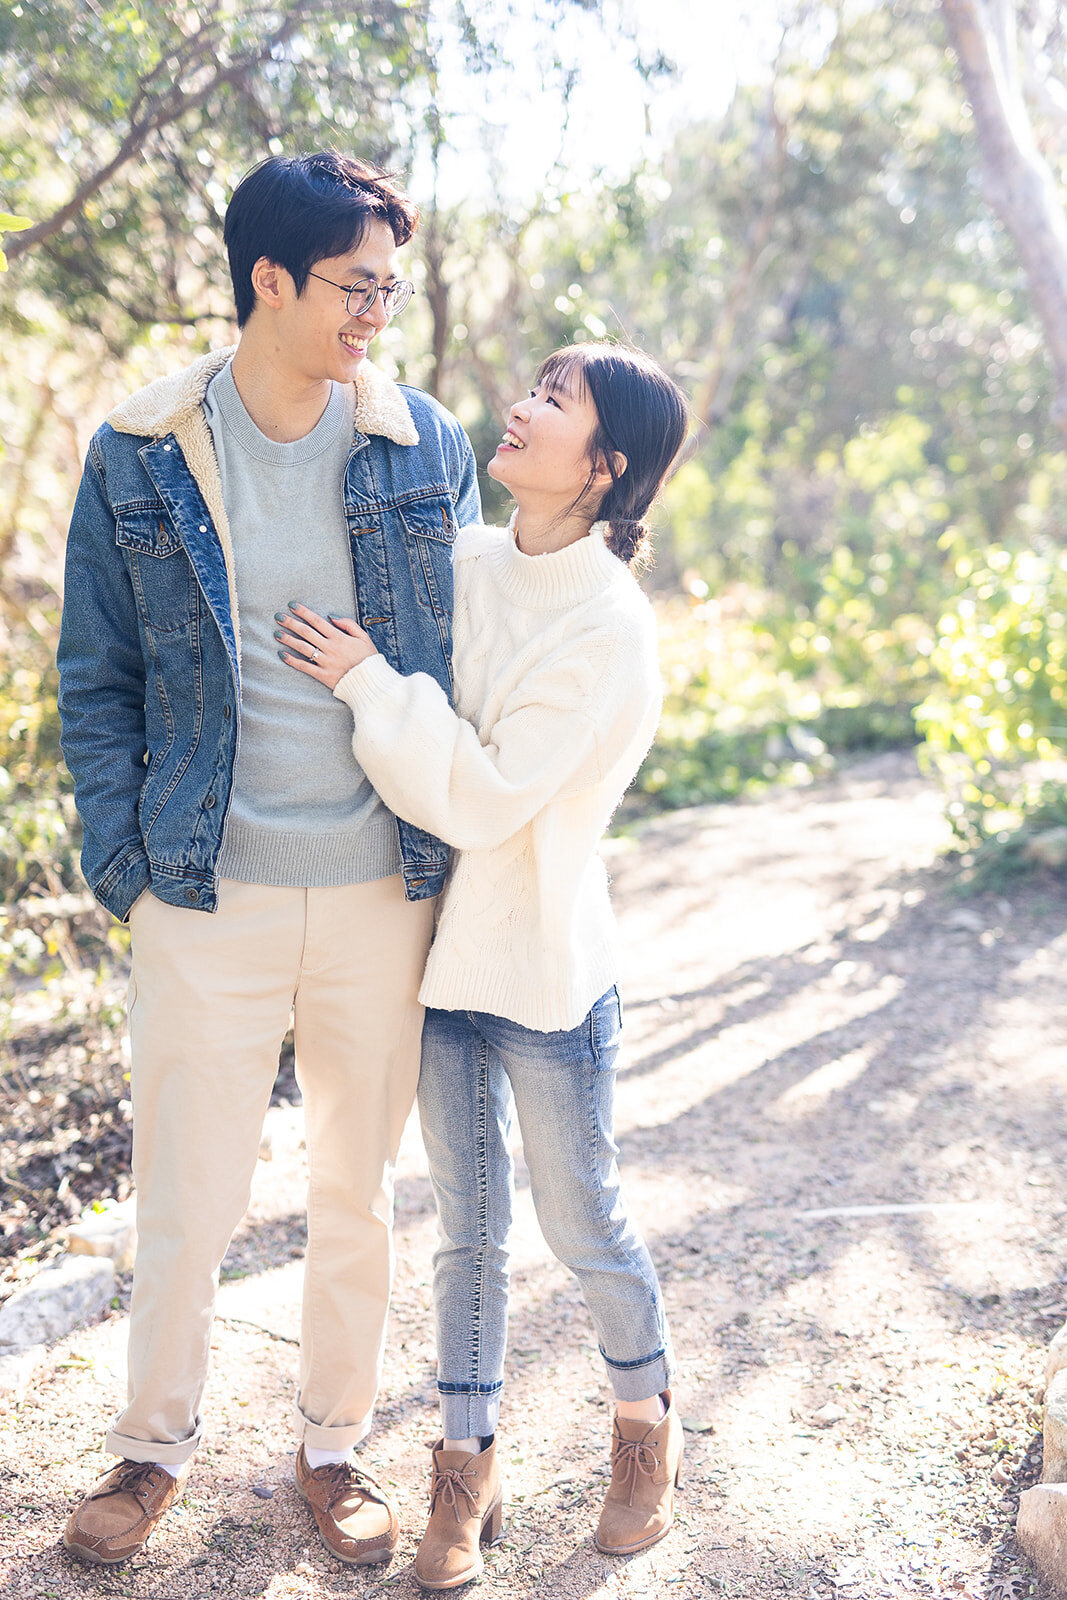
[224,151,419,327]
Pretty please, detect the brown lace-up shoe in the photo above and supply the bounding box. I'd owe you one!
[594,1392,684,1555]
[414,1437,503,1590]
[295,1447,399,1566]
[63,1459,183,1564]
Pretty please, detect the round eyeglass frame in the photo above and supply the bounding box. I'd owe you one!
[306,271,414,319]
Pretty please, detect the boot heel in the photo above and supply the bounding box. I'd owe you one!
[481,1494,504,1545]
[674,1455,684,1490]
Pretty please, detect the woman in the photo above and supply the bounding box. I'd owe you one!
[277,341,688,1588]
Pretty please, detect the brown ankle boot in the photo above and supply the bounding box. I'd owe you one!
[414,1437,503,1590]
[594,1392,683,1555]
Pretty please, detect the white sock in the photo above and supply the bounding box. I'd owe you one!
[303,1445,353,1470]
[156,1461,183,1478]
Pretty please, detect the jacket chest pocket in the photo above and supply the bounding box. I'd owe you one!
[399,498,455,616]
[116,511,196,637]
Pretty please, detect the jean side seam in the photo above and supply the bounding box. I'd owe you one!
[582,1007,669,1371]
[464,1026,490,1435]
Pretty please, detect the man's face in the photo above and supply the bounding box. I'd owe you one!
[275,218,403,384]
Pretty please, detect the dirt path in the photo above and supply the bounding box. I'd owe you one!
[3,750,1067,1600]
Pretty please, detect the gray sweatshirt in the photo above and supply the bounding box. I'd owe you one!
[205,359,400,886]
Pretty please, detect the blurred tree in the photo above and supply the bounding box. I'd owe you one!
[0,0,433,343]
[941,0,1067,445]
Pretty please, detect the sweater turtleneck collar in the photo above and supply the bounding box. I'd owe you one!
[489,514,625,610]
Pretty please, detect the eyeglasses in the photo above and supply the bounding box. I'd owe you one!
[306,271,414,319]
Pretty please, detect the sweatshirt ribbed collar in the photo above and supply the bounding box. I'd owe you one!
[489,517,626,610]
[205,357,351,467]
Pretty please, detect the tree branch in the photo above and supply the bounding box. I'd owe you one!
[6,6,310,264]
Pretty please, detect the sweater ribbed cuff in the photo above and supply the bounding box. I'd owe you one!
[333,652,403,714]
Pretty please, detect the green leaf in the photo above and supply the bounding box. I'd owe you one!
[0,213,31,271]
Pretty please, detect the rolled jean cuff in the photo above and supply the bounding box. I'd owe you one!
[602,1346,672,1403]
[439,1381,502,1441]
[105,1414,202,1467]
[294,1398,373,1452]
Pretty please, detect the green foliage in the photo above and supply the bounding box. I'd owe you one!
[0,210,31,271]
[0,637,81,989]
[955,784,1067,890]
[629,593,920,817]
[0,650,73,896]
[916,537,1067,851]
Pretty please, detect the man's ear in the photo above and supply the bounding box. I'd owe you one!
[249,256,288,312]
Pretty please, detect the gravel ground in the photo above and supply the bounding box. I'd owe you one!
[2,750,1067,1600]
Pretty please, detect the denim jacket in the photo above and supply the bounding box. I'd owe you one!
[57,347,481,921]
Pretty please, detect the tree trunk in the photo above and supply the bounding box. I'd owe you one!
[941,0,1067,441]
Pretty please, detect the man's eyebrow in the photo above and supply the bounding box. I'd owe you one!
[342,264,398,283]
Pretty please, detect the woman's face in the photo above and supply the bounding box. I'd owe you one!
[487,371,602,506]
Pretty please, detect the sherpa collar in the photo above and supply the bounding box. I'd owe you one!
[103,346,419,668]
[107,345,420,446]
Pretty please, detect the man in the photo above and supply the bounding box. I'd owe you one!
[56,151,480,1567]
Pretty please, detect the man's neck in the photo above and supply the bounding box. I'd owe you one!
[229,336,340,444]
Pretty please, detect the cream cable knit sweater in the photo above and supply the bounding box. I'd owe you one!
[333,522,662,1031]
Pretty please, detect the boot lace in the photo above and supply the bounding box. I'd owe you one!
[611,1436,660,1507]
[431,1461,480,1523]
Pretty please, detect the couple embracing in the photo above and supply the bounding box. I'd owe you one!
[56,150,687,1587]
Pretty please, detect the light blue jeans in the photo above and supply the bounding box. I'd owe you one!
[418,987,673,1438]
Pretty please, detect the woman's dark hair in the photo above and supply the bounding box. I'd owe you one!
[224,151,419,327]
[536,342,689,565]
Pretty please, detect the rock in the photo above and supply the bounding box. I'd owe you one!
[1044,1369,1067,1483]
[0,1344,46,1403]
[66,1198,137,1273]
[1047,1324,1067,1391]
[1023,827,1067,871]
[0,1255,115,1352]
[811,1402,848,1427]
[1018,1483,1067,1589]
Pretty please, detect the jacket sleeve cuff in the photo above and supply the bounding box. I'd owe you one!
[92,844,152,923]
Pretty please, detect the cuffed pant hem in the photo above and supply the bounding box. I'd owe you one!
[105,1416,202,1466]
[603,1351,672,1403]
[293,1400,373,1452]
[439,1388,502,1441]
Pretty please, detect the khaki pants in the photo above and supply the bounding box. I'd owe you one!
[106,876,433,1465]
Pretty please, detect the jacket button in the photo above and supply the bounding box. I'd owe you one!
[204,794,216,809]
[198,524,207,533]
[185,887,199,903]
